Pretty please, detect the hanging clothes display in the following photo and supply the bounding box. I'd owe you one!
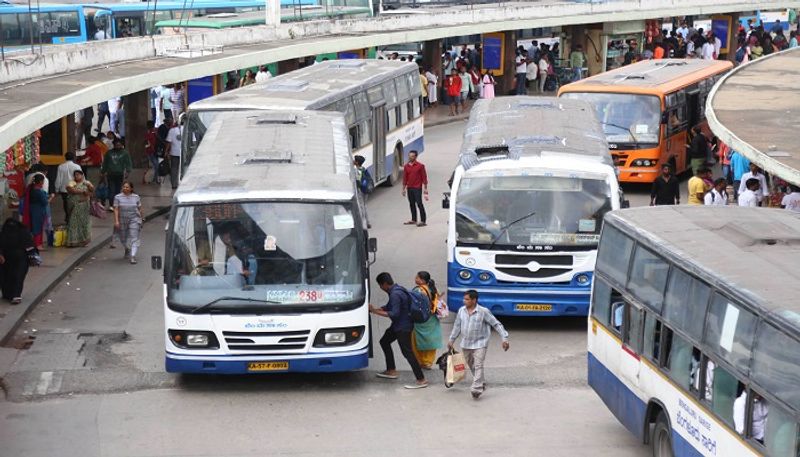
[3,131,41,172]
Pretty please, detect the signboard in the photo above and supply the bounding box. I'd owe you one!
[711,15,732,55]
[482,33,505,76]
[188,76,215,105]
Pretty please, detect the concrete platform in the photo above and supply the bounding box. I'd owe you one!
[707,47,800,186]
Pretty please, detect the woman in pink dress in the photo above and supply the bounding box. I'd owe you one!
[481,70,496,99]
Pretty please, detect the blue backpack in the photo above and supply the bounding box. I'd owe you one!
[359,168,374,194]
[402,286,431,323]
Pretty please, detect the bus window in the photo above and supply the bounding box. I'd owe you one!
[395,75,410,101]
[663,326,697,391]
[623,303,643,353]
[752,324,800,411]
[348,126,358,151]
[663,268,711,340]
[335,97,356,126]
[706,361,741,427]
[386,110,397,132]
[352,91,370,122]
[627,245,669,311]
[591,279,612,326]
[611,300,625,334]
[356,120,371,148]
[381,80,398,106]
[643,312,662,362]
[762,401,798,457]
[399,103,409,125]
[704,293,757,373]
[412,97,421,119]
[0,13,24,46]
[596,225,634,286]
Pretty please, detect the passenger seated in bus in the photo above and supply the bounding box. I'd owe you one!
[212,223,246,278]
[612,301,625,332]
[734,389,768,444]
[703,359,715,401]
[190,233,215,277]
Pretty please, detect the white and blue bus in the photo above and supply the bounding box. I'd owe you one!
[156,110,375,374]
[444,97,623,316]
[183,59,424,185]
[590,205,800,456]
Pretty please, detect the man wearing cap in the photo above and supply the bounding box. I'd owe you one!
[100,138,132,211]
[650,163,680,206]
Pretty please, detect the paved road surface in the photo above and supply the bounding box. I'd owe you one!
[0,120,672,457]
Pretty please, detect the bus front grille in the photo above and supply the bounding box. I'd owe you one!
[496,267,572,279]
[222,330,310,351]
[495,254,572,266]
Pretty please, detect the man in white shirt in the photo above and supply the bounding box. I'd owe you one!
[676,22,689,41]
[733,391,768,443]
[701,40,716,60]
[738,178,760,207]
[255,66,272,83]
[781,185,800,212]
[55,152,83,223]
[738,164,769,205]
[515,51,528,95]
[94,29,108,40]
[107,97,122,136]
[164,119,183,190]
[704,178,728,206]
[169,83,186,122]
[711,32,722,58]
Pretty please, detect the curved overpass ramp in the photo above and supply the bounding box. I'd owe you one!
[1,0,797,153]
[707,47,800,187]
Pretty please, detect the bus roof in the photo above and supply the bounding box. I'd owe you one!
[559,59,733,96]
[459,97,613,171]
[606,206,800,333]
[83,0,273,12]
[175,110,355,204]
[189,60,417,112]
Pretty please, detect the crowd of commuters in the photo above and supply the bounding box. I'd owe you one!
[650,134,800,211]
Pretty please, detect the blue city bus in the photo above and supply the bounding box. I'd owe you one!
[0,0,315,53]
[444,97,623,316]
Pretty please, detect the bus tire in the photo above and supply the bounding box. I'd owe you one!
[652,412,673,457]
[386,145,403,187]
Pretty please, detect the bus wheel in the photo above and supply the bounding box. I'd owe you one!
[652,412,673,457]
[386,145,402,186]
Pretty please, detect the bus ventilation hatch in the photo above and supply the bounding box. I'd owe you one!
[249,113,298,125]
[265,80,309,92]
[238,150,293,165]
[475,145,509,159]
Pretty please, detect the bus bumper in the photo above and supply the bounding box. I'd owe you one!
[617,168,660,183]
[165,348,369,374]
[446,287,589,316]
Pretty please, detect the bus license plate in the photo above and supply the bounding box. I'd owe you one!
[516,304,552,312]
[247,362,289,372]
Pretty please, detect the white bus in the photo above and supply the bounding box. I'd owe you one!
[444,97,624,316]
[155,110,376,373]
[183,59,424,185]
[590,206,800,456]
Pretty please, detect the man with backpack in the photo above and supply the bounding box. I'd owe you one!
[448,290,509,399]
[369,272,428,389]
[353,155,373,229]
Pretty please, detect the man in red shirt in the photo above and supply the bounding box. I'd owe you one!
[401,150,428,227]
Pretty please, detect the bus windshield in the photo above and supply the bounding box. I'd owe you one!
[561,92,661,146]
[455,174,612,246]
[167,201,365,311]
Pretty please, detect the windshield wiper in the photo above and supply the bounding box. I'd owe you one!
[601,121,639,148]
[190,296,281,315]
[488,211,536,250]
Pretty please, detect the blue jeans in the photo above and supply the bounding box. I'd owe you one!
[515,73,527,95]
[148,154,160,183]
[573,67,583,81]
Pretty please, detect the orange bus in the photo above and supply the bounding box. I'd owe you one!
[557,59,733,183]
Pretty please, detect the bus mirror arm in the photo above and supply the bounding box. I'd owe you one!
[151,256,163,270]
[622,200,630,209]
[368,238,378,265]
[442,192,450,209]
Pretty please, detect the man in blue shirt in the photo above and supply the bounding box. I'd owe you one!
[729,150,750,197]
[369,272,428,389]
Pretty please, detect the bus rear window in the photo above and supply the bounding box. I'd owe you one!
[596,225,633,285]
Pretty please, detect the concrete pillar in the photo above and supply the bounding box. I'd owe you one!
[566,24,587,57]
[422,39,442,77]
[726,13,740,62]
[65,115,76,155]
[124,90,149,168]
[278,58,300,75]
[498,30,516,96]
[586,28,604,76]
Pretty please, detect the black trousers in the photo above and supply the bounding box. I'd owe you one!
[107,174,123,204]
[0,254,29,300]
[379,328,424,381]
[407,187,426,223]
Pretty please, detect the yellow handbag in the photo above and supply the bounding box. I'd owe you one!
[53,226,67,247]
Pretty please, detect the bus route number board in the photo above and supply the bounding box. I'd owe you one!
[516,304,552,312]
[247,362,289,372]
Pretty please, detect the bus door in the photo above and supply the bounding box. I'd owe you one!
[686,89,700,130]
[371,103,387,182]
[617,301,643,387]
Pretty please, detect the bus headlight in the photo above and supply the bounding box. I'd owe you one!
[632,159,658,167]
[313,326,365,347]
[575,274,591,285]
[458,270,472,281]
[478,272,491,282]
[168,330,219,349]
[187,334,210,346]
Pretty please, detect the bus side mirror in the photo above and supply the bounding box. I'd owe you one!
[661,112,669,125]
[621,200,631,209]
[151,256,163,270]
[442,192,450,209]
[368,237,378,253]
